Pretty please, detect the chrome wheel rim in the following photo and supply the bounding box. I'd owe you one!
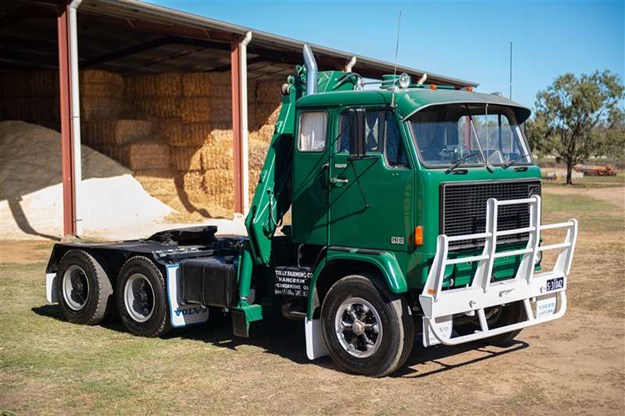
[62,264,90,311]
[124,273,155,323]
[334,297,383,358]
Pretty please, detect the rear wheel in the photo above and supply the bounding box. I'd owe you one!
[116,256,171,337]
[321,275,414,377]
[56,249,112,325]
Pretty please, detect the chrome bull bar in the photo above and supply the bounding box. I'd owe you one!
[419,195,578,346]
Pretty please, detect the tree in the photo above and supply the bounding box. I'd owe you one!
[526,70,624,184]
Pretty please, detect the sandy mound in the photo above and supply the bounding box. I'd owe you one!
[0,121,173,240]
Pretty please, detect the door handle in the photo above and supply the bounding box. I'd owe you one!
[329,177,349,185]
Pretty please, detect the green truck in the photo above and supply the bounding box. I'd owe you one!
[45,45,578,377]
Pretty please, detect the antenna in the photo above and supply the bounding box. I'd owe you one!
[391,10,402,106]
[509,41,513,99]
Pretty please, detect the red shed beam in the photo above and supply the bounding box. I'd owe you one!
[57,3,76,237]
[231,39,243,214]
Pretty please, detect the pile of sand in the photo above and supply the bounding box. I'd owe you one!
[0,121,174,240]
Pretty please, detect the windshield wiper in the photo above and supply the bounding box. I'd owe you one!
[445,151,481,174]
[502,153,531,169]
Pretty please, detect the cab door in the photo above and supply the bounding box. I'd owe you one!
[328,108,415,252]
[291,110,331,245]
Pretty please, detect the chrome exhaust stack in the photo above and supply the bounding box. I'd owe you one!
[303,44,317,95]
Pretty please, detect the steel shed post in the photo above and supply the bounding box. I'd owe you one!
[231,38,243,214]
[57,3,76,237]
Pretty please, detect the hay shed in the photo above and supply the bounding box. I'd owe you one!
[0,0,476,237]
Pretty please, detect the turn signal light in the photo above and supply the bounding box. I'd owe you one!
[429,84,437,90]
[415,226,423,246]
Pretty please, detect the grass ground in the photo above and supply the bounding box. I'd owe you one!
[1,184,624,415]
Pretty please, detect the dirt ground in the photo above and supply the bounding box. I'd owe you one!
[1,185,624,415]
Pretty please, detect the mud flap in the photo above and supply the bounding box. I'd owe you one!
[305,318,329,360]
[46,273,57,303]
[166,265,209,328]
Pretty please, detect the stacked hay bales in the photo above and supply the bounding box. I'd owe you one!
[0,71,60,130]
[80,70,125,120]
[0,69,286,220]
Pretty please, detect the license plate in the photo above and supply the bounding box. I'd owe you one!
[546,277,564,292]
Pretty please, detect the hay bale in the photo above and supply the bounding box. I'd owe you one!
[182,171,204,192]
[134,169,177,198]
[180,97,211,122]
[254,105,281,131]
[84,120,153,146]
[208,72,231,85]
[249,140,269,171]
[182,73,211,96]
[0,72,59,97]
[256,80,283,103]
[204,169,233,195]
[105,147,129,166]
[80,70,123,100]
[81,70,123,87]
[80,82,123,98]
[81,97,122,121]
[170,147,202,172]
[2,97,59,122]
[162,122,212,147]
[171,143,233,172]
[127,141,170,170]
[211,85,231,99]
[201,143,233,170]
[249,169,261,196]
[211,129,233,143]
[254,124,276,143]
[125,73,183,97]
[210,105,231,124]
[134,98,181,119]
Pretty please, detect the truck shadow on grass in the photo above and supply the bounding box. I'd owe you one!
[32,304,529,377]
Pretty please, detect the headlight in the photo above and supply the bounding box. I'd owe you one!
[399,73,411,89]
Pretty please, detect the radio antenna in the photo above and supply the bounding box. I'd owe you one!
[391,10,402,107]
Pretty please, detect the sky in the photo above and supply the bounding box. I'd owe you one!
[145,1,624,110]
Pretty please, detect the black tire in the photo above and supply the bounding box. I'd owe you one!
[116,256,171,337]
[320,275,414,377]
[482,301,525,346]
[56,249,113,325]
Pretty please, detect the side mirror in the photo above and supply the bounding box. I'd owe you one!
[348,108,366,158]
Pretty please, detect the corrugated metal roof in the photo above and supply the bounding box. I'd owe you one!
[81,0,478,87]
[0,0,478,88]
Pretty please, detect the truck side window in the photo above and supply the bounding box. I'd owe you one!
[337,110,384,153]
[384,113,408,167]
[338,110,408,167]
[298,112,327,152]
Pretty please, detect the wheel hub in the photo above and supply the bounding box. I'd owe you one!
[352,320,365,336]
[334,297,383,358]
[124,273,155,323]
[62,264,90,311]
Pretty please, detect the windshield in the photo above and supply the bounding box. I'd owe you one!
[408,103,532,168]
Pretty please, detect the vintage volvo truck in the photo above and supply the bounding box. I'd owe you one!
[45,45,577,377]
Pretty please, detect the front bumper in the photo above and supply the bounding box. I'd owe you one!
[419,195,578,346]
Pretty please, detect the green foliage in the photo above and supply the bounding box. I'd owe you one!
[526,70,625,184]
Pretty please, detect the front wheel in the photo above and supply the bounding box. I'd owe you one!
[320,275,414,377]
